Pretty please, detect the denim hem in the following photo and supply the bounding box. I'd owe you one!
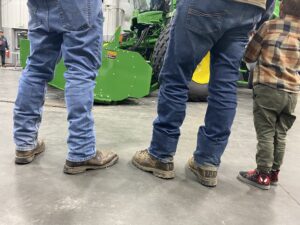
[272,166,280,171]
[147,149,173,163]
[16,142,37,151]
[193,156,219,168]
[256,166,272,173]
[67,152,96,162]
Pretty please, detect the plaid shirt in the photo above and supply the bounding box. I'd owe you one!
[244,15,300,93]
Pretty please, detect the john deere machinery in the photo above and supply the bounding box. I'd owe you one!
[20,0,280,103]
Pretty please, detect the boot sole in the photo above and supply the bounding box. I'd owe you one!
[15,143,45,164]
[188,163,217,187]
[63,155,119,175]
[132,158,175,179]
[237,174,270,190]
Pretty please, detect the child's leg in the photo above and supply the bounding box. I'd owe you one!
[253,85,284,173]
[273,94,297,170]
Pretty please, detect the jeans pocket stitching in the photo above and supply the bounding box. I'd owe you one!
[188,8,226,18]
[185,7,224,34]
[58,0,92,31]
[27,0,41,29]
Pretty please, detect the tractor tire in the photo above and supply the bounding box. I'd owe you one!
[188,81,209,102]
[151,22,171,83]
[151,22,209,102]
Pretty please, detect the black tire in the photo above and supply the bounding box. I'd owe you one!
[151,22,209,102]
[151,22,171,84]
[188,81,209,102]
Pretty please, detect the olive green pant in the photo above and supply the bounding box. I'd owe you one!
[253,85,298,173]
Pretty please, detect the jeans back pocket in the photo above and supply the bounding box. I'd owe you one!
[185,7,225,35]
[27,0,42,30]
[58,0,101,31]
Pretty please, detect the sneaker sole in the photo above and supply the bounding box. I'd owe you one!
[237,174,270,190]
[15,142,45,164]
[132,158,175,179]
[63,155,119,175]
[188,163,217,187]
[271,181,278,186]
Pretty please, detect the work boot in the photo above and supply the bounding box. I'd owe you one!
[63,150,118,175]
[132,149,175,179]
[270,170,280,186]
[15,140,45,164]
[188,157,218,187]
[238,169,270,190]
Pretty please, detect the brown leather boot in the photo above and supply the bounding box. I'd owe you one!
[63,150,119,174]
[132,149,175,179]
[15,140,45,164]
[188,157,218,187]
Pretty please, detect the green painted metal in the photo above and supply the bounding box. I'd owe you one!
[137,11,163,25]
[273,0,280,18]
[20,39,30,68]
[20,0,282,103]
[20,29,153,103]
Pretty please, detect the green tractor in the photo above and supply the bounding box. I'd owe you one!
[20,0,210,103]
[20,0,280,103]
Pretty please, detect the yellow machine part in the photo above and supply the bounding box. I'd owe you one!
[192,52,210,84]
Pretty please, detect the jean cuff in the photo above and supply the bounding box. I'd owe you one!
[148,129,177,163]
[257,166,271,173]
[16,141,38,151]
[193,157,218,168]
[147,149,173,163]
[67,152,96,162]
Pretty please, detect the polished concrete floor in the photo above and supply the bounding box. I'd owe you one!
[0,68,299,225]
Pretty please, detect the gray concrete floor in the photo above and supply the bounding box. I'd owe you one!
[0,68,300,225]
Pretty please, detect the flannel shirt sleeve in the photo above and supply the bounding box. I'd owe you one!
[244,22,268,63]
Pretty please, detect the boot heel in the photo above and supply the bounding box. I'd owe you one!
[63,165,86,175]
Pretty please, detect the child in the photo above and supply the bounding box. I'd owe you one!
[238,0,300,190]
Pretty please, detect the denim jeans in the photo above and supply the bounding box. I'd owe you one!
[13,0,103,162]
[149,0,264,166]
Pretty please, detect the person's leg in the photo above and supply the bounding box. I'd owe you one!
[59,1,117,167]
[238,85,283,190]
[2,50,5,66]
[194,7,263,167]
[252,86,289,173]
[132,0,227,178]
[0,50,5,66]
[13,30,62,154]
[149,0,226,162]
[271,93,297,184]
[61,19,101,162]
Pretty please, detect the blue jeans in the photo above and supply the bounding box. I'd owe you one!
[149,0,264,166]
[13,0,103,162]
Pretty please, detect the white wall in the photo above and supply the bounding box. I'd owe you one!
[1,0,28,29]
[1,0,133,33]
[0,0,133,64]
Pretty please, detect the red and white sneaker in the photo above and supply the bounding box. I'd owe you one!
[238,169,270,190]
